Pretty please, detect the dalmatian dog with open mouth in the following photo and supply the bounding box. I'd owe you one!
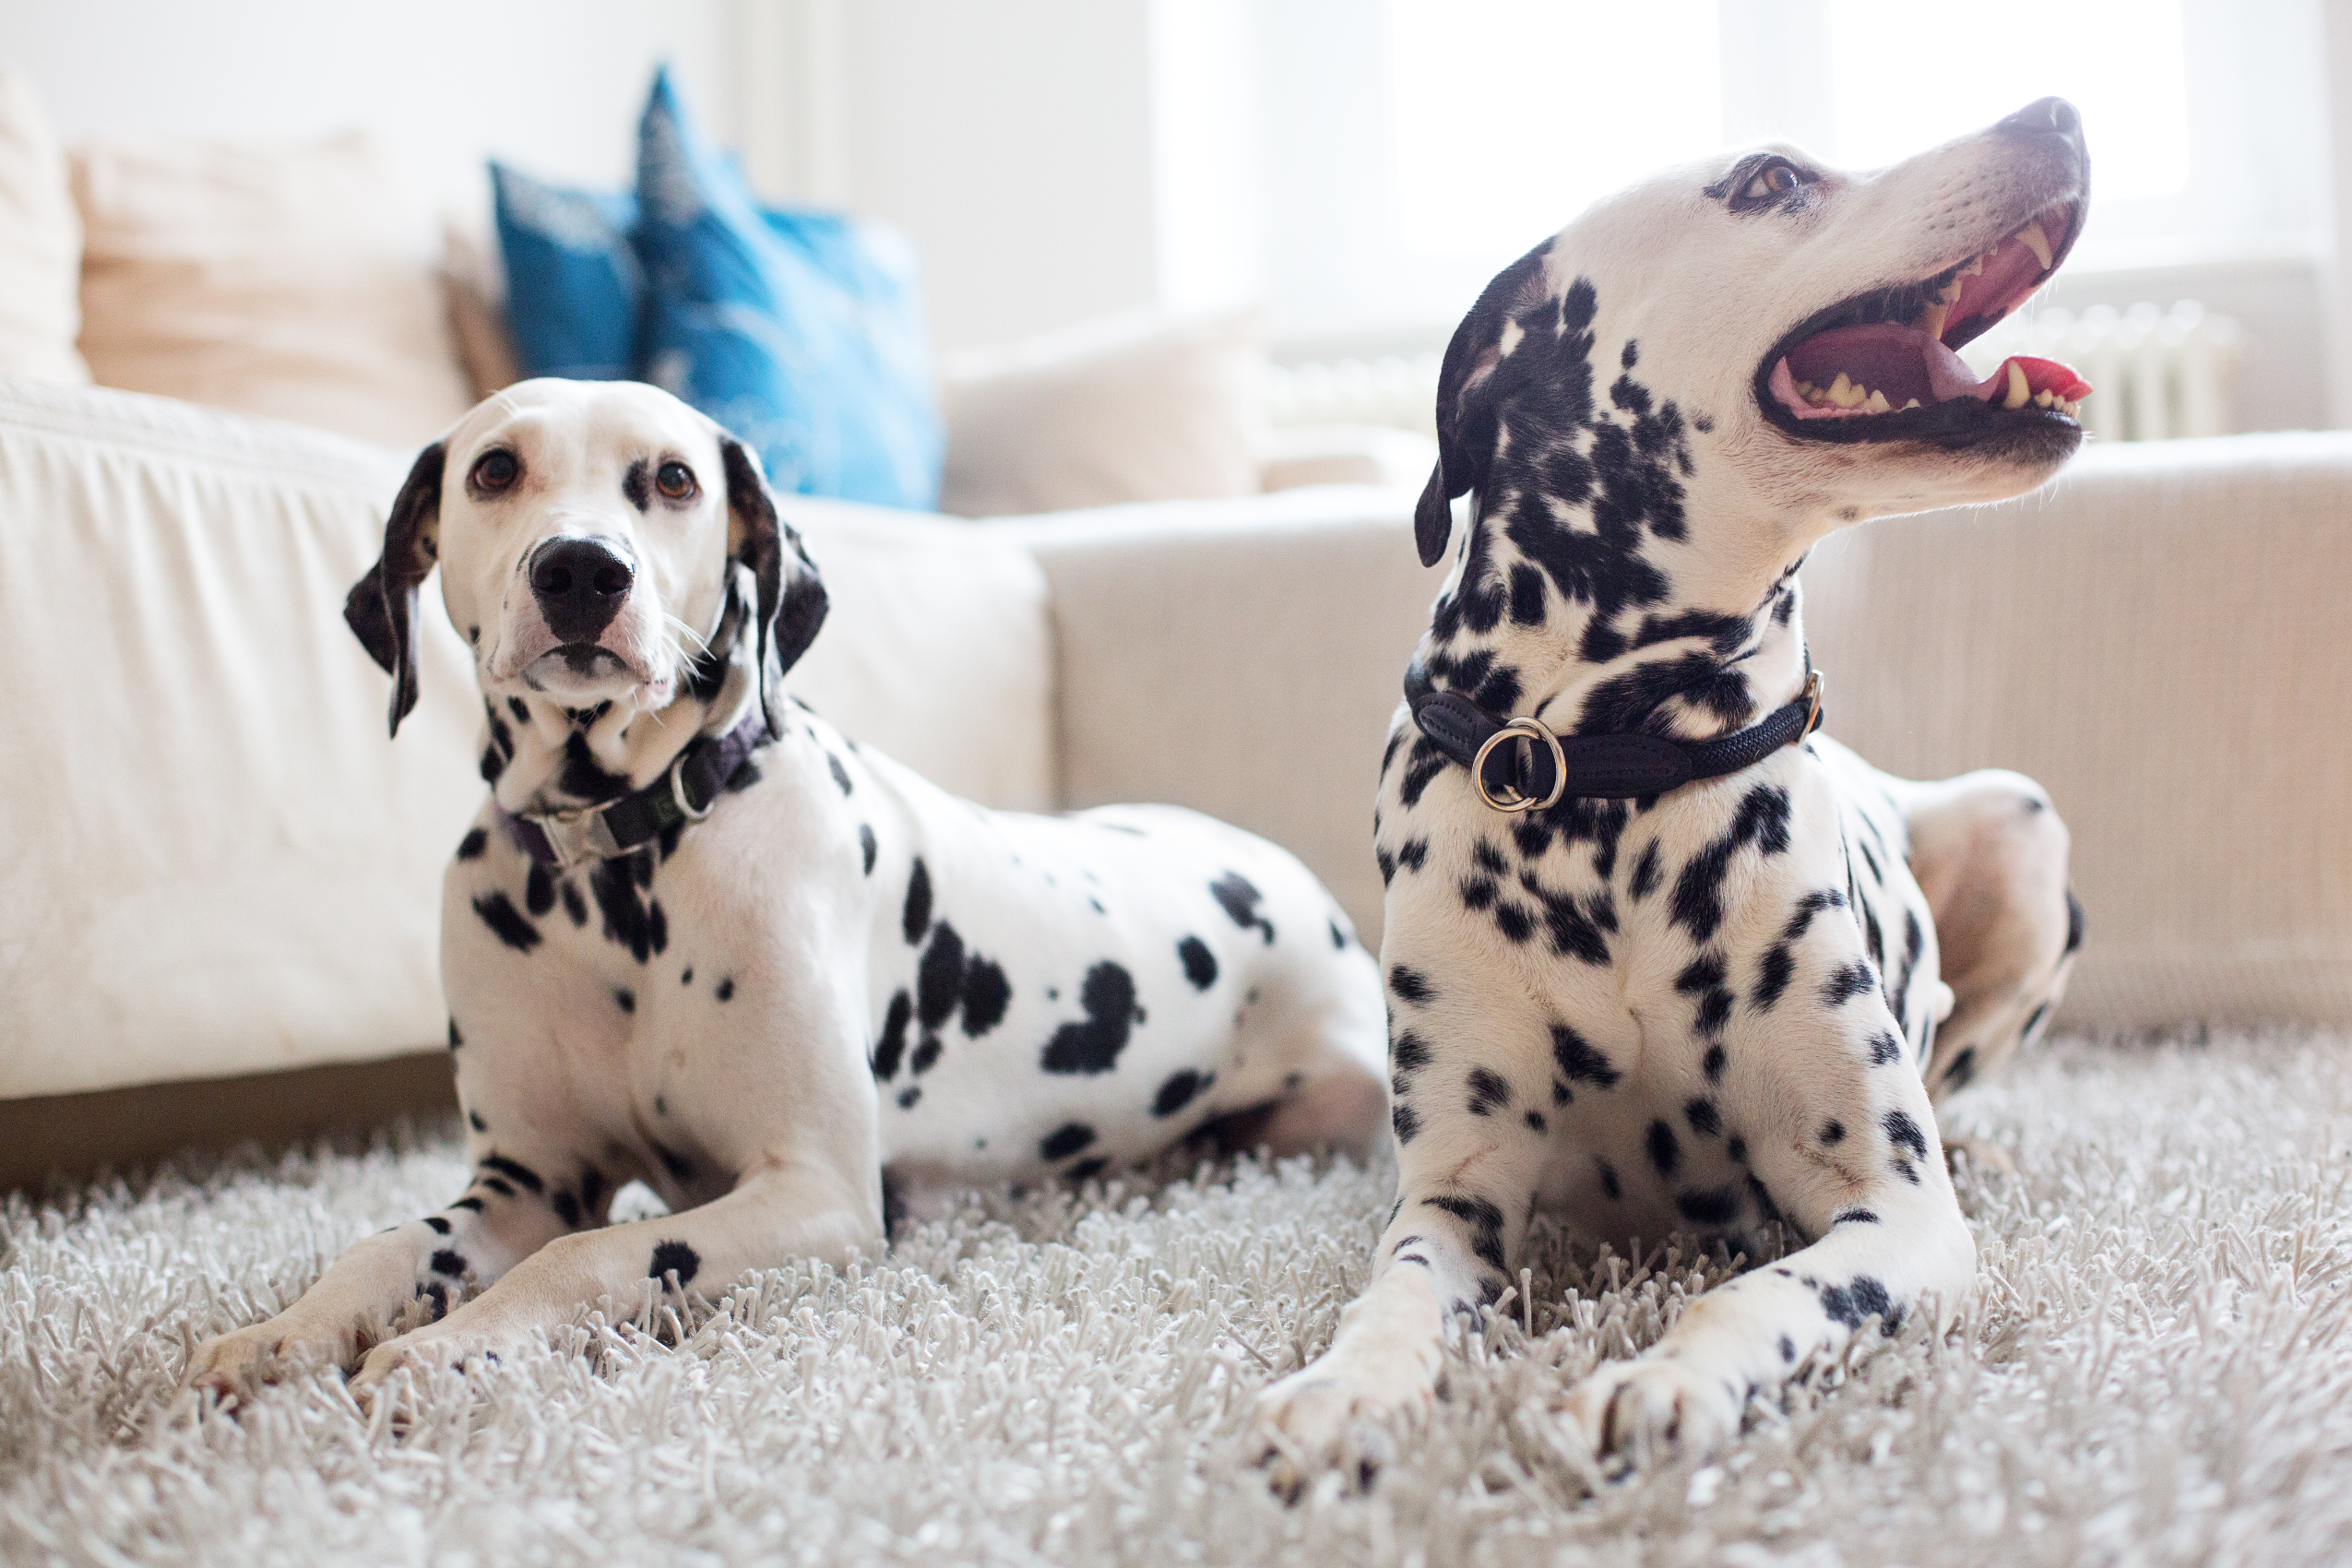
[1251,100,2091,1479]
[183,378,1387,1401]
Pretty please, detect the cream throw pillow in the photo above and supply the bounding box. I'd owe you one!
[938,309,1265,517]
[0,72,90,384]
[73,131,473,447]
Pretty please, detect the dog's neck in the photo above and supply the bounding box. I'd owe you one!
[1417,483,1818,745]
[477,617,766,817]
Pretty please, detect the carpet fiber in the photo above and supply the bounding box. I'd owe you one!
[5,1031,2350,1566]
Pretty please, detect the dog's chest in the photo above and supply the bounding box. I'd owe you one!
[1377,733,1943,1242]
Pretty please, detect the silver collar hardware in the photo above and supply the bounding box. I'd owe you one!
[1407,662,1827,813]
[520,801,625,873]
[1472,716,1568,814]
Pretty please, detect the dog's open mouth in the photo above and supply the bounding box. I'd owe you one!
[1757,198,2088,444]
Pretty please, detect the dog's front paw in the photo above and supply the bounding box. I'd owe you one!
[1557,1358,1741,1468]
[348,1328,503,1400]
[184,1321,343,1404]
[1248,1365,1420,1500]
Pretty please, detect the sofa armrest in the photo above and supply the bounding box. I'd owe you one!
[1802,433,2352,1031]
[1003,484,1443,949]
[0,378,482,1099]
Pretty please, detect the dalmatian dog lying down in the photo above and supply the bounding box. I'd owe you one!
[1251,99,2091,1478]
[184,378,1386,1400]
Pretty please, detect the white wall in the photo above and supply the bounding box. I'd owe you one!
[0,1,742,226]
[818,0,1162,349]
[6,0,2341,426]
[749,0,1271,350]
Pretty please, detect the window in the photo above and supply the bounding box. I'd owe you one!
[1391,2,1722,257]
[1256,0,2324,339]
[1823,1,2188,202]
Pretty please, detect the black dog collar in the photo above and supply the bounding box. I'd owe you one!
[1406,665,1824,812]
[499,711,768,870]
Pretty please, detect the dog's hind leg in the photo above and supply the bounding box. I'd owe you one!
[1897,768,2080,1103]
[1213,991,1392,1162]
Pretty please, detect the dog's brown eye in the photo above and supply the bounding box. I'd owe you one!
[1744,160,1806,201]
[470,449,520,493]
[655,460,697,501]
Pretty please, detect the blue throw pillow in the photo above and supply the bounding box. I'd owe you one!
[634,68,943,510]
[490,162,641,382]
[489,68,944,510]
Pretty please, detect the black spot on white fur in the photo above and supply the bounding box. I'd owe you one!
[472,892,540,953]
[1208,871,1276,944]
[902,860,932,944]
[648,1241,700,1285]
[1039,1123,1096,1161]
[1153,1068,1211,1117]
[1039,961,1143,1075]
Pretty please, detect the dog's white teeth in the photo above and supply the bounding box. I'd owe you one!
[1937,277,1965,304]
[1825,372,1867,408]
[1904,398,1922,410]
[1918,301,1951,339]
[1862,388,1892,414]
[2002,360,2032,410]
[2033,388,2055,409]
[2014,219,2055,271]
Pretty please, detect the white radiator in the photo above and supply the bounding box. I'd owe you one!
[1264,300,2242,445]
[1261,352,1443,436]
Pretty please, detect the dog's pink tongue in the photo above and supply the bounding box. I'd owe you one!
[1782,324,2091,409]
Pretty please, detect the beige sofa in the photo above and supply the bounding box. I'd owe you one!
[4,374,2348,1188]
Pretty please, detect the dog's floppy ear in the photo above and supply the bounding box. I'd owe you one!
[1415,242,1554,566]
[720,434,828,739]
[344,442,446,738]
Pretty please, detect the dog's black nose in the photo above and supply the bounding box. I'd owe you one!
[529,537,634,642]
[1996,97,2085,160]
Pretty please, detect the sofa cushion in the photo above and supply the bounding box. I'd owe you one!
[939,309,1265,518]
[634,68,944,512]
[0,71,89,385]
[71,131,474,448]
[490,161,642,383]
[0,379,1051,1100]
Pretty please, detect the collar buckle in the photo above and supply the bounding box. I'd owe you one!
[529,802,623,873]
[1801,669,1826,738]
[1471,716,1568,814]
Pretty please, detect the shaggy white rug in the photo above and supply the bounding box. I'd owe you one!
[4,1030,2350,1568]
